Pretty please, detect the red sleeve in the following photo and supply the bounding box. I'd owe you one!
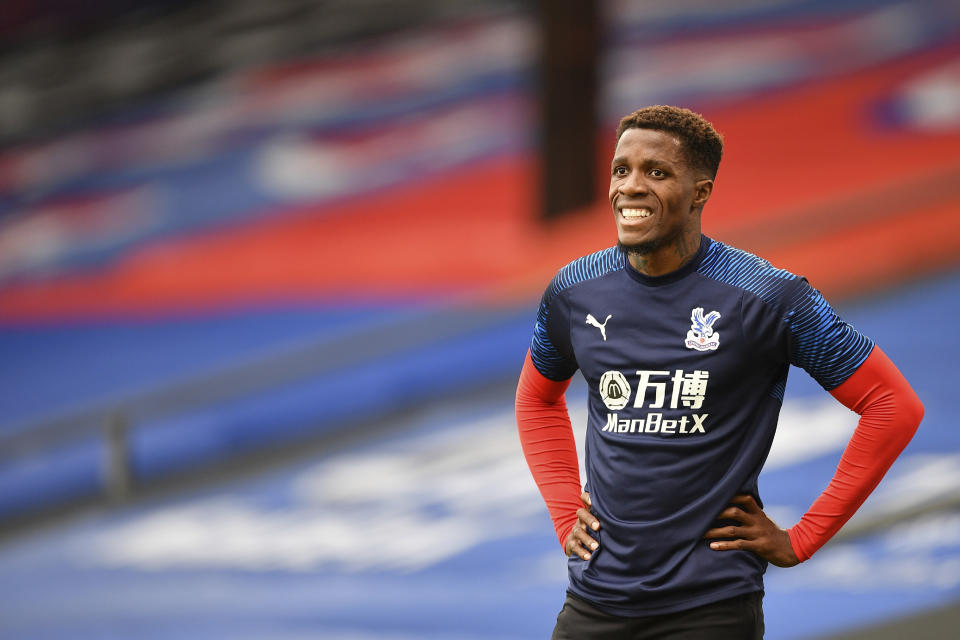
[787,346,924,561]
[515,349,581,548]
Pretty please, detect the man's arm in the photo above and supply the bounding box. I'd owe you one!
[705,345,923,563]
[516,351,600,558]
[788,345,923,560]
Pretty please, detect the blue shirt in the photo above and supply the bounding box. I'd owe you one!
[530,235,873,615]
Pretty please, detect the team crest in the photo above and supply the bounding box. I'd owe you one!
[685,307,721,351]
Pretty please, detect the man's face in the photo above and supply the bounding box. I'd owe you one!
[608,127,712,261]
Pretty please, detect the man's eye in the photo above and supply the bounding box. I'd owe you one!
[613,166,627,176]
[650,169,666,177]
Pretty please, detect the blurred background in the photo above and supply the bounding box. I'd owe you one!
[0,0,959,638]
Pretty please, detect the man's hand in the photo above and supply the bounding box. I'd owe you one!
[704,494,800,568]
[565,492,601,560]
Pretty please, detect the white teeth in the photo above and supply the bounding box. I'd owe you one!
[621,208,652,218]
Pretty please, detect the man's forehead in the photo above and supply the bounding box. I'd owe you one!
[614,128,684,159]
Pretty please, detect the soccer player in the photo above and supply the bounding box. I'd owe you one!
[516,105,924,639]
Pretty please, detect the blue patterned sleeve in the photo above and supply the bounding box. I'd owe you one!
[785,278,874,390]
[529,247,625,381]
[530,274,578,381]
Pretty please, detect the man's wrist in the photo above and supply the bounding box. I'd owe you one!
[785,526,809,563]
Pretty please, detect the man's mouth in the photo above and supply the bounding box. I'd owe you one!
[621,207,652,219]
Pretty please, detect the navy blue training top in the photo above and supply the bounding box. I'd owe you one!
[529,235,873,616]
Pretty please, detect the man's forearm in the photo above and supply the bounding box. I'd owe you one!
[515,350,581,547]
[787,346,924,561]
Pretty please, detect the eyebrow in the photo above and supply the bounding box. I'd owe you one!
[611,155,674,167]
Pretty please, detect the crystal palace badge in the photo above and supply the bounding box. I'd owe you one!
[685,307,721,351]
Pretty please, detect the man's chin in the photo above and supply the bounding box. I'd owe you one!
[617,239,661,256]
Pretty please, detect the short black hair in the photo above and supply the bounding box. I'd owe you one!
[616,105,724,178]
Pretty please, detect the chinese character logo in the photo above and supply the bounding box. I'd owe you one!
[685,307,721,351]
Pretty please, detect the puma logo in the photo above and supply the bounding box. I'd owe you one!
[586,314,612,341]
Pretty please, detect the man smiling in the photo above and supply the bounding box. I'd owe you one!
[516,105,924,638]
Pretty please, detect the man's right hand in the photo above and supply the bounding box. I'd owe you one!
[565,491,601,560]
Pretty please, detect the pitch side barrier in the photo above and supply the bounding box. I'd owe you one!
[0,306,532,529]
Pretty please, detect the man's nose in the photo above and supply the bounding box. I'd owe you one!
[620,171,648,195]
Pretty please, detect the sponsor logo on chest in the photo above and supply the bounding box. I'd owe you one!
[598,368,710,436]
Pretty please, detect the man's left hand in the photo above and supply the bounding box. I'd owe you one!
[703,494,800,567]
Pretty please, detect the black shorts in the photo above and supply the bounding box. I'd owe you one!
[552,591,764,640]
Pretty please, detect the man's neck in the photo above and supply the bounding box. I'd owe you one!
[628,232,701,277]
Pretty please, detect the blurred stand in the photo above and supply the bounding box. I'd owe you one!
[0,0,520,145]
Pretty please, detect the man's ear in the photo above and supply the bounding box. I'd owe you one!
[692,179,714,209]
